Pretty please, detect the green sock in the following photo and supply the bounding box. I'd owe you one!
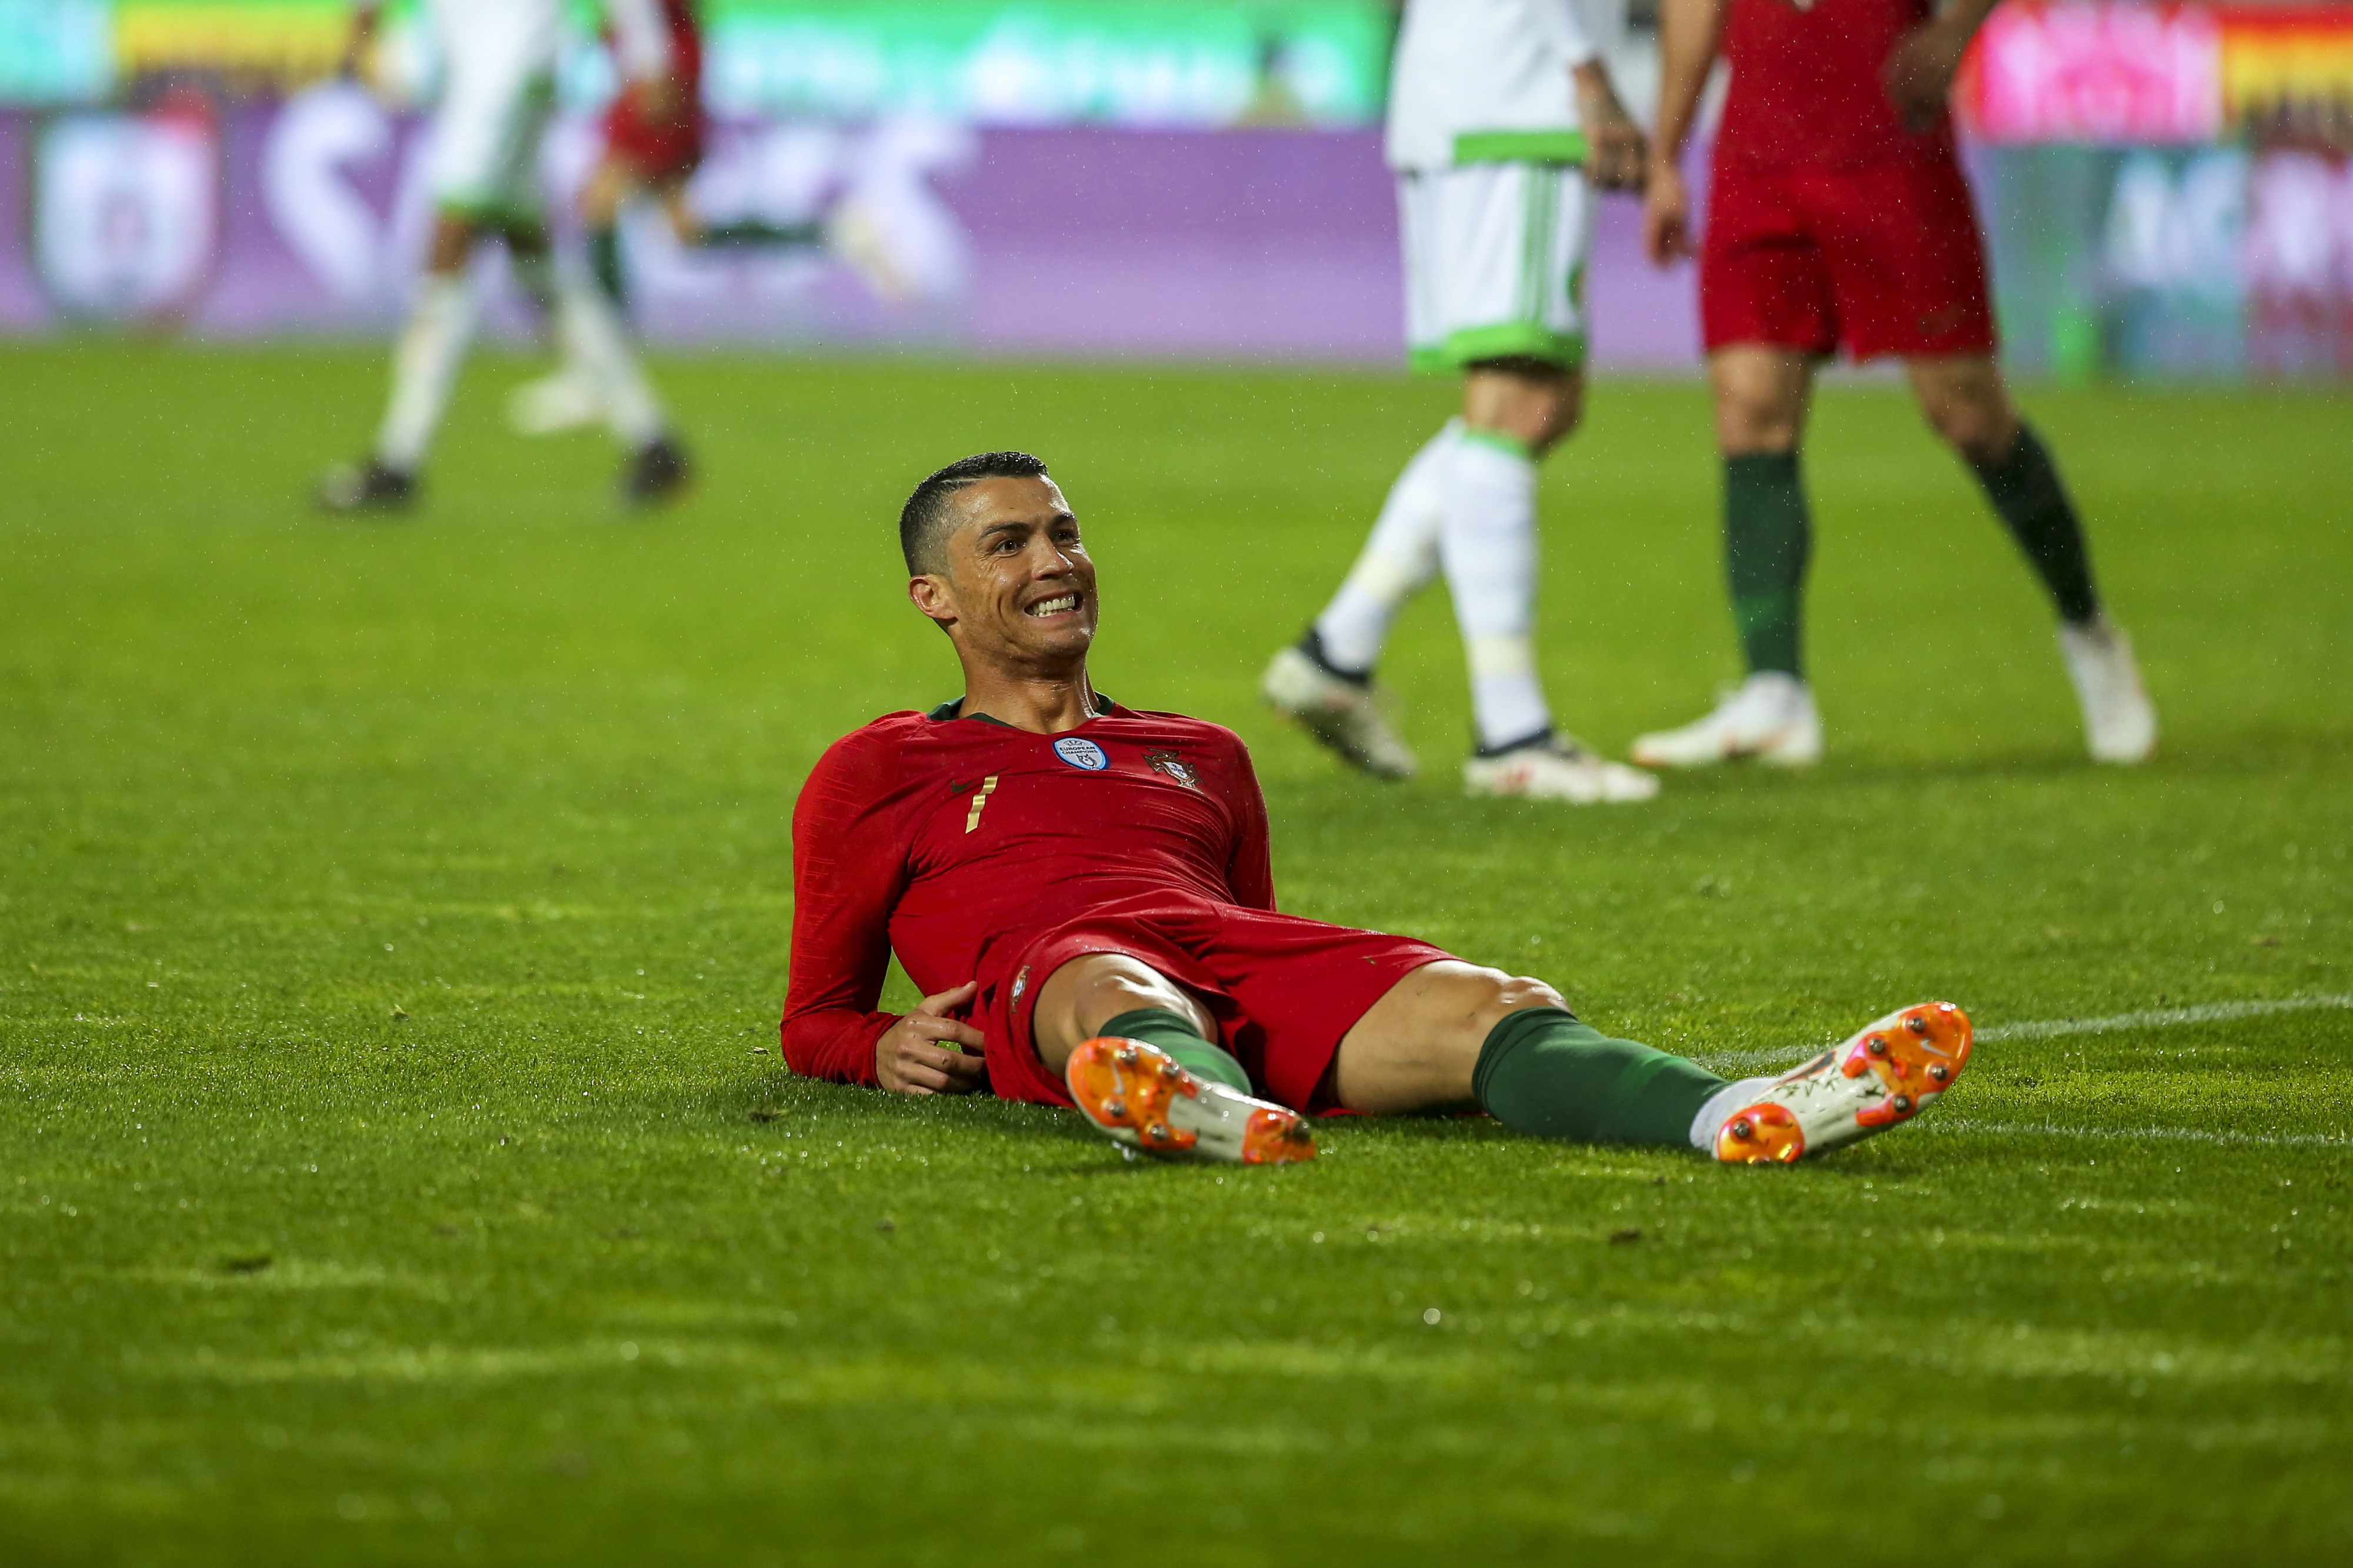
[1724,451,1812,678]
[1471,1007,1725,1147]
[1972,422,2101,625]
[1096,1007,1252,1095]
[588,227,628,312]
[696,219,825,249]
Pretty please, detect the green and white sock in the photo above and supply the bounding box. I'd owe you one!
[1724,451,1812,678]
[555,280,667,448]
[1444,429,1552,750]
[1312,419,1460,675]
[1472,1007,1726,1147]
[1096,1007,1251,1095]
[1689,1075,1775,1150]
[374,273,478,473]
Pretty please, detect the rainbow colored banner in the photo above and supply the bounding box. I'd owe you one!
[1959,0,2353,143]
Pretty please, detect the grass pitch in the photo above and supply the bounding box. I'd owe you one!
[2,343,2349,1565]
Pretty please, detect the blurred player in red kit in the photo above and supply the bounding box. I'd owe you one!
[778,450,1975,1168]
[511,0,820,443]
[1633,0,2158,769]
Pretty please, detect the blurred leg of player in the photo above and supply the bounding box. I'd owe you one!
[1265,155,1654,805]
[1633,151,2155,766]
[322,5,687,515]
[318,29,565,516]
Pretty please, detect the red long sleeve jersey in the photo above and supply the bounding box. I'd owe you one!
[781,702,1275,1086]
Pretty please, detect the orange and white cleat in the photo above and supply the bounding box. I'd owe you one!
[1064,1036,1317,1166]
[1715,1001,1973,1164]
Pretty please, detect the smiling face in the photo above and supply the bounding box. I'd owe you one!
[908,475,1098,676]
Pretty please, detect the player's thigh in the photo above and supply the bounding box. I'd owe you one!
[1708,344,1814,454]
[1030,952,1214,1075]
[1701,169,1838,372]
[1332,959,1562,1114]
[1806,156,1997,362]
[1414,162,1591,373]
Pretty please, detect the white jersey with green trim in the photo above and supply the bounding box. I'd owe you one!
[418,0,564,71]
[1385,0,1601,172]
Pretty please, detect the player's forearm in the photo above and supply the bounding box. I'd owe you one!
[780,1007,898,1086]
[1652,0,1728,162]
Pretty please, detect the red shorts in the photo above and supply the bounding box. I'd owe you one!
[604,98,704,185]
[974,893,1452,1113]
[1701,151,1997,361]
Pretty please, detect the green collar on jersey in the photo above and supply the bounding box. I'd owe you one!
[926,692,1115,726]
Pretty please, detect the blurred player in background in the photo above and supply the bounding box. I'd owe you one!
[319,0,691,516]
[1262,0,1661,805]
[509,0,829,438]
[1632,0,2158,766]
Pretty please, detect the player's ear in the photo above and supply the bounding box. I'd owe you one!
[908,572,958,629]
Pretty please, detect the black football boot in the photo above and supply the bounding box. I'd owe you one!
[316,460,418,516]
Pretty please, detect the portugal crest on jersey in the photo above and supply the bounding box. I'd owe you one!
[1145,750,1199,789]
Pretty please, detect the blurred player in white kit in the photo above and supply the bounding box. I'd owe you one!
[319,0,691,515]
[1263,0,1658,803]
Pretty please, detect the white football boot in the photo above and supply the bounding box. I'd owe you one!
[2058,618,2157,764]
[1630,671,1822,769]
[507,367,606,437]
[1065,1037,1317,1165]
[1462,734,1659,803]
[1261,645,1418,780]
[1712,1001,1974,1164]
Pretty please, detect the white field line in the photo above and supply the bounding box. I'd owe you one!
[1918,1119,2347,1150]
[1975,994,2353,1043]
[1696,994,2353,1070]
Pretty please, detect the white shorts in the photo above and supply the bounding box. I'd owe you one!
[1398,160,1592,372]
[422,31,557,221]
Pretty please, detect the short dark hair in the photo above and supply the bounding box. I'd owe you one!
[898,451,1051,575]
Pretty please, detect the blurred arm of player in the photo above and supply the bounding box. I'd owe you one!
[339,0,382,84]
[1574,59,1649,193]
[606,0,682,120]
[1641,0,1727,265]
[874,982,988,1097]
[1884,0,2003,132]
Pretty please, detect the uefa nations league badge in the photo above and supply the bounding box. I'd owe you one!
[1052,736,1109,771]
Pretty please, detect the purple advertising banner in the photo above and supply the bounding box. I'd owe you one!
[0,94,1704,368]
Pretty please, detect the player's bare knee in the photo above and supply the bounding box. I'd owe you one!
[1440,969,1566,1046]
[1927,402,2012,465]
[1055,954,1207,1039]
[1718,398,1798,455]
[1477,973,1565,1032]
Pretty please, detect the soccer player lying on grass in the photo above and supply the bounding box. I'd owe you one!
[780,452,1973,1165]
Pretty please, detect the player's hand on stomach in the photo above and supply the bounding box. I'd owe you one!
[1573,62,1649,194]
[1883,19,1969,132]
[876,981,988,1096]
[1642,159,1692,265]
